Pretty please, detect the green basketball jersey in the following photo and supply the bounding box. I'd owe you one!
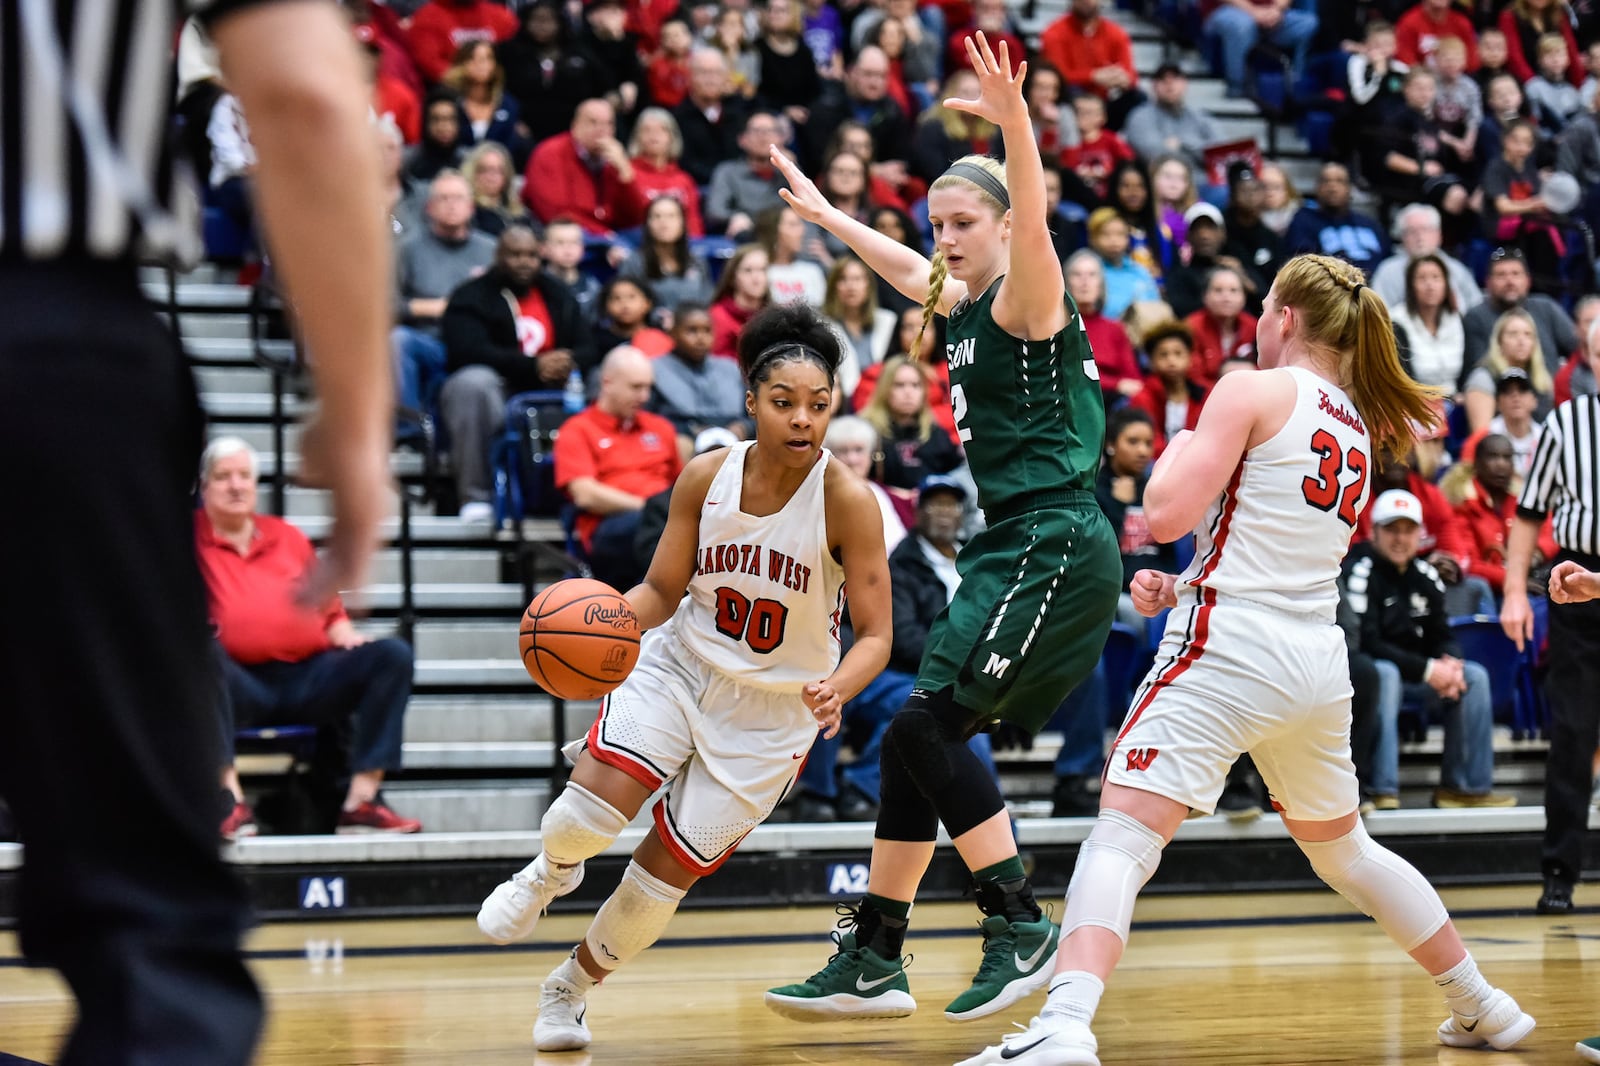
[943,279,1104,515]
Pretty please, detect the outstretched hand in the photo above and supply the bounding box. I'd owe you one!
[943,31,1027,127]
[771,146,831,225]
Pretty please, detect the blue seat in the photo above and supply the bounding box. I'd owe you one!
[1101,623,1155,718]
[235,724,318,762]
[202,205,249,261]
[1450,616,1526,726]
[493,390,572,525]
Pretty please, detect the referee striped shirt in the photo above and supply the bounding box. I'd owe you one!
[0,0,236,264]
[1519,395,1600,556]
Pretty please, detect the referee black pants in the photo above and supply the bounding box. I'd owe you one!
[0,260,261,1064]
[1542,549,1600,885]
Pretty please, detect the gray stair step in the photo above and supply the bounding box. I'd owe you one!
[143,280,252,309]
[362,550,501,587]
[194,364,275,394]
[376,783,550,833]
[204,392,313,420]
[210,422,305,453]
[404,620,517,659]
[361,586,526,614]
[412,656,534,686]
[291,513,551,543]
[401,740,558,769]
[186,336,298,365]
[401,694,596,744]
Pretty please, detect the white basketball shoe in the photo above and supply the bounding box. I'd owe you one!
[534,976,593,1052]
[476,853,584,944]
[1437,987,1536,1050]
[955,1014,1100,1066]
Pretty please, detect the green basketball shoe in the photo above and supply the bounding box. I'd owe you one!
[765,930,916,1021]
[944,914,1060,1021]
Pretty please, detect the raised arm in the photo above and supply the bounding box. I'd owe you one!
[944,34,1066,341]
[769,148,967,315]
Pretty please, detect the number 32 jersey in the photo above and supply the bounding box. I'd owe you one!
[671,441,847,691]
[1178,366,1372,621]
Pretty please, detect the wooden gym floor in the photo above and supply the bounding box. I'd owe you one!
[1,885,1595,1064]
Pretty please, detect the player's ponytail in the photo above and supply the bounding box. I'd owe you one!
[915,250,949,362]
[1273,254,1440,460]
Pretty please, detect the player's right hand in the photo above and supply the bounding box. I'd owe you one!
[297,416,391,609]
[1550,561,1600,604]
[1130,569,1178,617]
[1499,590,1535,651]
[803,681,843,739]
[771,146,831,225]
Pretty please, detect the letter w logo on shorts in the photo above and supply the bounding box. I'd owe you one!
[1124,748,1159,773]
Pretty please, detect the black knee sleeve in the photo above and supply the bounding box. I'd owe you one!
[876,727,939,842]
[883,688,1007,839]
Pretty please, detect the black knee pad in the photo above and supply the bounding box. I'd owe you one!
[883,708,957,797]
[884,689,1007,839]
[877,727,939,842]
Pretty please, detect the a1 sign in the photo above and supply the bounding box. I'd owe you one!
[827,862,869,895]
[299,876,347,910]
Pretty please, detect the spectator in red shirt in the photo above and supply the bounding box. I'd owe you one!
[1039,0,1144,128]
[523,98,648,236]
[647,18,694,107]
[947,0,1025,85]
[627,107,705,237]
[408,0,518,85]
[1061,93,1135,202]
[197,438,421,839]
[1065,249,1143,407]
[1499,0,1583,87]
[1129,319,1209,456]
[1454,433,1559,596]
[553,346,685,588]
[360,26,420,144]
[1395,0,1479,70]
[1184,265,1259,386]
[710,243,773,357]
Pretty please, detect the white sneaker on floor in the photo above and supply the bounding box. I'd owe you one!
[534,977,592,1052]
[1437,987,1536,1050]
[458,500,495,524]
[954,1014,1099,1066]
[476,854,583,944]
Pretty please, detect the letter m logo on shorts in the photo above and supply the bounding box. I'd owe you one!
[982,652,1012,679]
[1124,748,1159,773]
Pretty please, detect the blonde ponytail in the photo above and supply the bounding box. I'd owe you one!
[1274,254,1440,460]
[914,250,949,363]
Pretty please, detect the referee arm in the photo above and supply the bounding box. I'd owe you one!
[211,1,394,599]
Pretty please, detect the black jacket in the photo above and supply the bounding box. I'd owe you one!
[805,87,911,169]
[887,533,956,674]
[1341,542,1461,683]
[671,98,749,186]
[441,269,596,390]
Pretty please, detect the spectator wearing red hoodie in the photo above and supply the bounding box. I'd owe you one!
[1065,249,1142,407]
[1039,0,1144,129]
[1128,320,1208,456]
[1499,0,1583,87]
[1394,0,1479,70]
[946,0,1026,82]
[408,0,517,85]
[359,26,421,143]
[351,0,422,94]
[708,244,772,358]
[523,98,648,237]
[1184,264,1258,387]
[646,18,694,107]
[1455,433,1559,596]
[628,107,705,237]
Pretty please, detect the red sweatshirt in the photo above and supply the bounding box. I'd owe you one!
[1355,471,1473,562]
[1129,374,1208,456]
[631,157,706,237]
[1038,12,1135,99]
[1081,311,1141,398]
[1184,309,1258,388]
[1454,478,1560,593]
[523,133,648,236]
[1394,6,1479,70]
[407,0,517,84]
[1499,6,1584,87]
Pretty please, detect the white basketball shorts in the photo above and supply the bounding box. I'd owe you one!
[1104,592,1361,821]
[575,622,820,875]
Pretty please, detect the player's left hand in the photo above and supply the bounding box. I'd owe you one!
[803,681,843,739]
[1130,569,1178,616]
[944,32,1027,127]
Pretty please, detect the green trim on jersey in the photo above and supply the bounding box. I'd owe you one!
[943,280,1104,518]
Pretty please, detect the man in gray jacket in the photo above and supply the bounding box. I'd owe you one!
[706,111,791,237]
[1462,248,1578,382]
[1122,63,1220,175]
[1370,203,1483,311]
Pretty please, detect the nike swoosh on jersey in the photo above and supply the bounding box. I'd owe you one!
[855,972,899,991]
[1014,934,1054,972]
[1001,1037,1050,1060]
[706,499,722,506]
[791,752,805,759]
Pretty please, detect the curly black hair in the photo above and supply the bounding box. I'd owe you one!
[737,302,845,389]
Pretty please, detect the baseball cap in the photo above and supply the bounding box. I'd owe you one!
[1371,489,1423,528]
[918,473,967,502]
[1184,202,1224,229]
[694,427,739,454]
[1154,61,1185,79]
[1495,367,1535,394]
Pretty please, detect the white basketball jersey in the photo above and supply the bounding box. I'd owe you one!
[670,442,847,690]
[1177,366,1372,620]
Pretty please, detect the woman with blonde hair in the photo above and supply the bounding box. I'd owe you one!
[441,40,526,164]
[965,253,1536,1064]
[460,141,524,237]
[823,257,898,397]
[1463,307,1555,429]
[857,354,963,500]
[766,33,1121,1026]
[911,67,1001,184]
[627,108,705,237]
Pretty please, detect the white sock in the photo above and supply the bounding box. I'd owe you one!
[1042,971,1104,1025]
[548,949,601,992]
[1434,954,1492,1014]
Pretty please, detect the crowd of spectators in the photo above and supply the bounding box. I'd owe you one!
[175,0,1600,821]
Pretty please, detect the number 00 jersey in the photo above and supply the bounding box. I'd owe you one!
[670,442,847,691]
[1178,367,1372,621]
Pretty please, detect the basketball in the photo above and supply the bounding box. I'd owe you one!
[518,579,642,699]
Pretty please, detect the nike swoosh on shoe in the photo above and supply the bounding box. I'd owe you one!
[856,972,900,991]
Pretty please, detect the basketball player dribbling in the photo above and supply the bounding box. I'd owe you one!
[962,254,1536,1066]
[765,33,1122,1024]
[474,303,894,1053]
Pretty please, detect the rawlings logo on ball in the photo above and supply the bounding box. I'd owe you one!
[584,602,638,630]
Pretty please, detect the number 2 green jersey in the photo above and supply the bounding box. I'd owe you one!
[943,278,1104,516]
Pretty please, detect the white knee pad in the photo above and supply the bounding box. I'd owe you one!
[1062,809,1166,945]
[540,783,630,866]
[583,860,688,974]
[1298,820,1449,952]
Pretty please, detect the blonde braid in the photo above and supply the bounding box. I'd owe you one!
[914,251,948,363]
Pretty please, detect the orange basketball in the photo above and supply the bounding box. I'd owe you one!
[519,578,642,699]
